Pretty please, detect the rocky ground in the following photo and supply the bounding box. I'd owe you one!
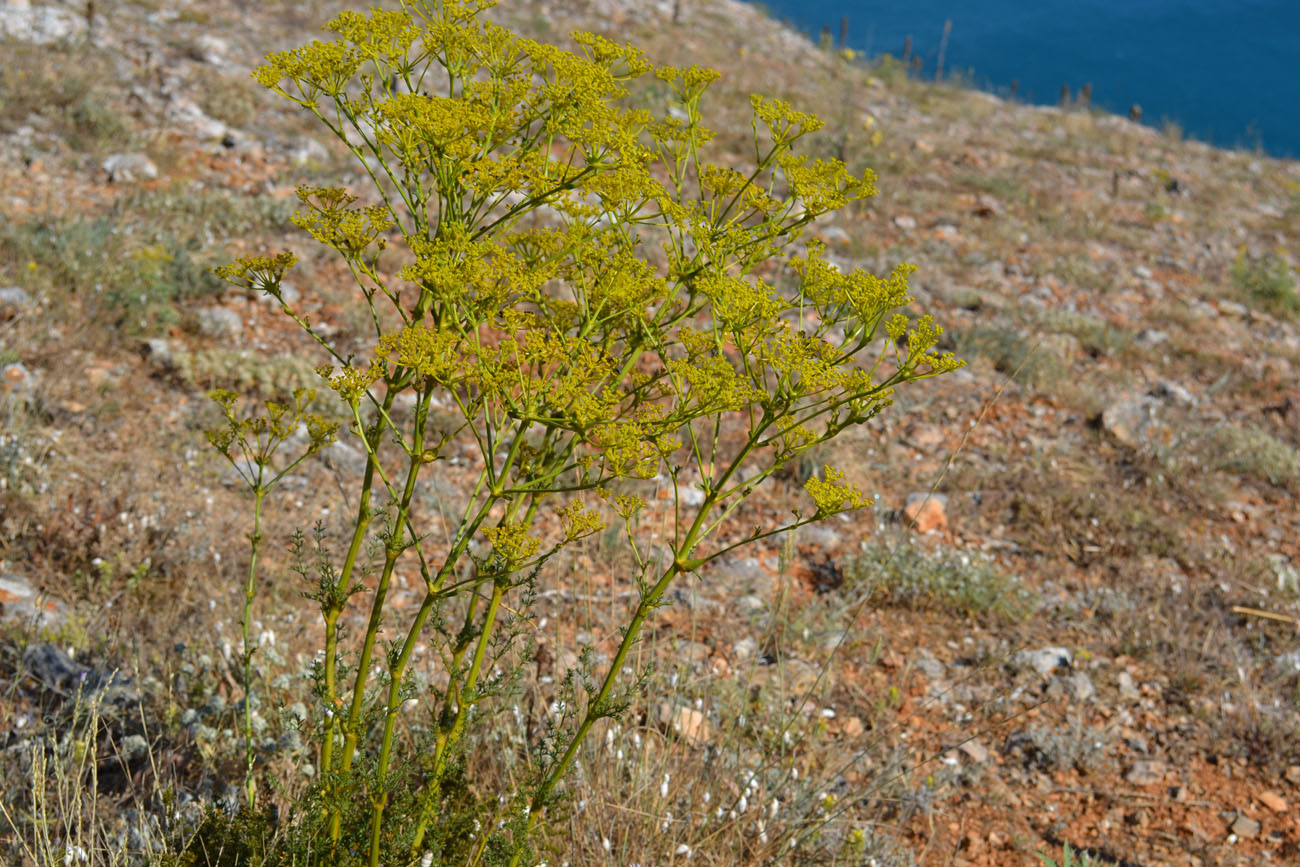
[2,0,1300,865]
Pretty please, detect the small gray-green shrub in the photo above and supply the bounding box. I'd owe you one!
[1231,247,1298,314]
[846,540,1037,623]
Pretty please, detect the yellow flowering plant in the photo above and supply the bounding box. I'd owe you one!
[212,1,961,863]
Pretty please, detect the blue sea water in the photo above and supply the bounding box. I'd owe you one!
[746,0,1300,159]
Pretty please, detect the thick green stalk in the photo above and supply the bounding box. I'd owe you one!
[339,394,430,778]
[325,391,394,850]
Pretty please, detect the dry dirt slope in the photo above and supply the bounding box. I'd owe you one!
[2,0,1300,865]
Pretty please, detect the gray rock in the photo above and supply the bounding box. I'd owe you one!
[815,225,851,246]
[140,338,174,369]
[0,3,85,44]
[1117,670,1141,700]
[0,573,66,629]
[323,441,368,476]
[958,739,990,763]
[192,34,229,65]
[735,595,765,615]
[197,306,244,338]
[705,556,770,597]
[798,523,844,550]
[753,658,820,695]
[22,643,139,709]
[1011,647,1072,676]
[1102,394,1171,448]
[732,636,759,661]
[1230,813,1260,839]
[1135,328,1169,347]
[678,485,705,507]
[1125,760,1165,785]
[102,153,159,182]
[120,734,149,761]
[1,362,36,403]
[257,281,302,307]
[1150,380,1195,407]
[1273,650,1300,675]
[168,97,227,140]
[289,136,331,168]
[0,286,31,311]
[1061,672,1096,702]
[913,654,946,680]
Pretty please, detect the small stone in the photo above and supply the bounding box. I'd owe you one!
[1286,766,1300,786]
[678,485,705,506]
[1011,647,1072,676]
[656,702,711,746]
[197,306,243,338]
[1135,328,1169,347]
[257,282,302,307]
[1,362,34,400]
[192,34,229,64]
[289,136,331,167]
[973,194,1004,217]
[893,215,917,230]
[1126,760,1165,785]
[903,492,948,533]
[140,338,174,369]
[1257,791,1288,813]
[1102,394,1173,448]
[1230,813,1260,839]
[102,152,158,182]
[841,716,865,738]
[1117,671,1140,700]
[732,636,759,661]
[815,225,851,246]
[168,97,227,139]
[120,734,149,761]
[913,654,946,679]
[0,286,31,311]
[958,740,990,764]
[675,640,711,666]
[1150,380,1195,406]
[752,658,820,694]
[0,573,64,628]
[798,523,843,550]
[706,556,770,597]
[1062,672,1097,702]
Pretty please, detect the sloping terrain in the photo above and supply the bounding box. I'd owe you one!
[2,1,1299,865]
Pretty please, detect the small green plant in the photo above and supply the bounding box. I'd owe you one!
[1196,423,1300,491]
[952,325,1063,388]
[211,2,960,864]
[205,388,338,806]
[1037,841,1100,867]
[846,540,1036,623]
[1231,246,1298,314]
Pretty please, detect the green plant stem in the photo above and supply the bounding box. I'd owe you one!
[508,564,682,867]
[241,485,265,809]
[325,397,389,851]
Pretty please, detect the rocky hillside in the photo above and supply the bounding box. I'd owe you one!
[2,0,1300,864]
